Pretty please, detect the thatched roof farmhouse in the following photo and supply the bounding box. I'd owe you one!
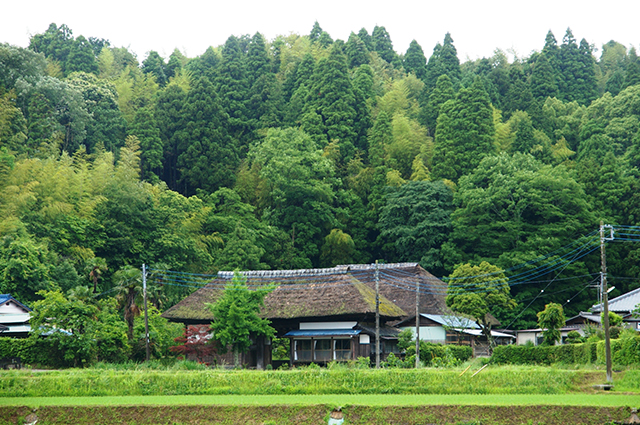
[162,262,447,368]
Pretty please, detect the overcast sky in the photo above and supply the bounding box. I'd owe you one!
[3,0,639,63]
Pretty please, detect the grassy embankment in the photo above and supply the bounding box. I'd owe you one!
[2,365,639,424]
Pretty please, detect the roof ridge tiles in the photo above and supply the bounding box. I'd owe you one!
[217,262,419,279]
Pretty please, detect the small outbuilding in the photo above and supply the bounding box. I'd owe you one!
[395,313,514,356]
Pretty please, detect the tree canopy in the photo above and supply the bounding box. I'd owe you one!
[0,22,639,337]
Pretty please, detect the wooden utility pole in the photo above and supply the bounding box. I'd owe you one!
[143,264,150,362]
[375,260,380,369]
[415,278,420,368]
[599,222,613,383]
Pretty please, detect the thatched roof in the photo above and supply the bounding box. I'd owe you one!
[161,263,446,324]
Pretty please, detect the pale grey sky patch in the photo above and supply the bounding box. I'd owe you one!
[3,0,639,62]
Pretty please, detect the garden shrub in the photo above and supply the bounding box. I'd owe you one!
[408,342,472,366]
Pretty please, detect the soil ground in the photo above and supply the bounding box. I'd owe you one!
[0,404,635,425]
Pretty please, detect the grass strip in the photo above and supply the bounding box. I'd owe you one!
[2,394,639,407]
[0,367,616,396]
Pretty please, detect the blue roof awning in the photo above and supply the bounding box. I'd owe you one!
[284,329,361,337]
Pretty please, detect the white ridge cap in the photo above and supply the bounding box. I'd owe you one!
[217,262,419,279]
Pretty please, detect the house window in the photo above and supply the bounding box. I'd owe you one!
[384,339,400,354]
[294,340,312,361]
[314,339,332,362]
[334,339,351,361]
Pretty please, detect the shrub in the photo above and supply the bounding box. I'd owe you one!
[565,330,585,344]
[356,356,371,369]
[414,342,472,366]
[0,337,38,364]
[431,346,461,368]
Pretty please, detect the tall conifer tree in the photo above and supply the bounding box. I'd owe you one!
[345,32,370,68]
[432,77,495,181]
[404,40,427,80]
[215,35,251,147]
[175,77,237,195]
[372,26,397,65]
[305,45,360,160]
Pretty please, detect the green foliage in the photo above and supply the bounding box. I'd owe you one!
[404,341,473,366]
[491,342,598,366]
[174,76,238,195]
[565,330,585,344]
[378,180,453,274]
[432,77,495,181]
[28,289,129,367]
[601,311,623,327]
[208,273,275,366]
[537,303,566,346]
[382,352,413,368]
[0,366,597,397]
[131,306,183,361]
[142,51,167,86]
[446,262,515,346]
[247,127,337,265]
[397,329,414,352]
[431,346,462,368]
[443,152,595,327]
[0,337,39,364]
[320,228,355,267]
[404,40,427,80]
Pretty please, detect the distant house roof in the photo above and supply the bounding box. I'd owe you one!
[0,294,31,313]
[591,287,640,314]
[162,263,446,324]
[566,311,601,326]
[396,313,480,329]
[461,329,515,339]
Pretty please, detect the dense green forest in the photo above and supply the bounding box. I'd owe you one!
[1,22,640,329]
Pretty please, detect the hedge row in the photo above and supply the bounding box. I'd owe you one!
[492,335,640,366]
[0,338,40,364]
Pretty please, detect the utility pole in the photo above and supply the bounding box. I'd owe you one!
[375,260,380,369]
[143,263,150,362]
[415,277,420,368]
[599,222,613,383]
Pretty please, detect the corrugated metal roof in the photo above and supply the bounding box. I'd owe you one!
[592,287,640,313]
[421,314,480,329]
[284,329,361,337]
[461,329,515,338]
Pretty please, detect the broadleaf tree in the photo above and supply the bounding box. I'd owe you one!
[445,261,516,351]
[208,273,275,367]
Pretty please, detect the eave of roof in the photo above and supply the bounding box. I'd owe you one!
[284,329,361,337]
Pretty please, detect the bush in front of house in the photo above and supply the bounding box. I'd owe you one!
[403,341,473,367]
[0,337,40,364]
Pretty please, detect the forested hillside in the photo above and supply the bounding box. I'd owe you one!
[1,22,640,328]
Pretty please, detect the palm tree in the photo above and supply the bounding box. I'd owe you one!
[113,266,143,342]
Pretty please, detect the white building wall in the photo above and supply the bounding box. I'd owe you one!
[400,326,446,343]
[0,302,29,315]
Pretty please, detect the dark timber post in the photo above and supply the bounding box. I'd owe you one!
[600,222,613,383]
[415,277,420,368]
[375,260,380,369]
[142,263,150,362]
